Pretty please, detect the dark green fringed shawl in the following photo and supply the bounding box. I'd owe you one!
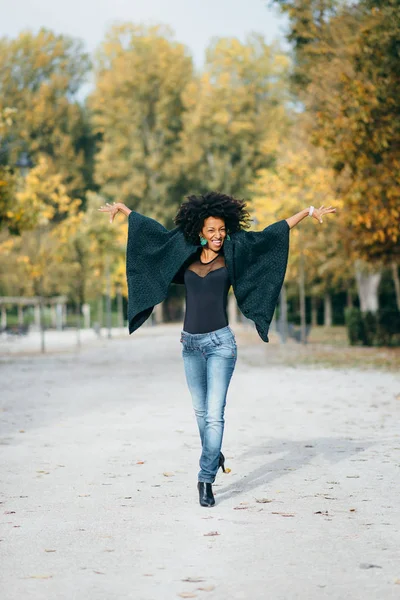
[126,210,290,342]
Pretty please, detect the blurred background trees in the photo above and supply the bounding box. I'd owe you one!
[0,1,398,345]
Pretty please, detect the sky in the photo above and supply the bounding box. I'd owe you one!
[0,0,289,66]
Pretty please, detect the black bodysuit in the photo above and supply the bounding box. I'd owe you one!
[183,251,231,334]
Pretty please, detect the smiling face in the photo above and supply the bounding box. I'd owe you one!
[200,216,227,251]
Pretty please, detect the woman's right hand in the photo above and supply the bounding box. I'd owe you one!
[98,202,131,223]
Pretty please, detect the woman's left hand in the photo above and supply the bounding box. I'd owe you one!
[312,205,337,224]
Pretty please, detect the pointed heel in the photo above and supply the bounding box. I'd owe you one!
[219,451,226,473]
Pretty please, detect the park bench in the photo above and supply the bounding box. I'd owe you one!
[4,324,30,336]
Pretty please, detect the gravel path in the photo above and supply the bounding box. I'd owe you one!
[1,324,399,600]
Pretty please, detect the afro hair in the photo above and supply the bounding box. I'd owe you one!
[174,191,251,245]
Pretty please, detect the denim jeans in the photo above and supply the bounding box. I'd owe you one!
[180,325,237,483]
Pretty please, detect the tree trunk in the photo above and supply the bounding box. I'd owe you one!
[97,296,103,336]
[117,289,124,328]
[299,252,306,344]
[346,289,353,308]
[324,293,332,327]
[76,303,81,349]
[311,296,318,327]
[391,262,400,311]
[1,307,7,330]
[39,297,45,354]
[354,261,381,313]
[153,302,163,324]
[18,305,24,327]
[279,283,288,343]
[105,255,112,339]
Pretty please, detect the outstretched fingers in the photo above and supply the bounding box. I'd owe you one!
[97,202,118,223]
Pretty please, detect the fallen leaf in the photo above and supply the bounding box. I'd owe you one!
[198,585,215,592]
[93,570,105,574]
[163,472,174,477]
[44,549,56,553]
[19,430,25,433]
[359,563,382,569]
[136,461,145,465]
[182,577,205,583]
[271,512,295,517]
[224,468,231,473]
[203,531,220,537]
[314,511,329,515]
[346,475,360,479]
[178,593,197,598]
[78,494,90,497]
[349,508,356,512]
[27,574,53,579]
[4,511,15,514]
[255,498,273,504]
[233,506,249,510]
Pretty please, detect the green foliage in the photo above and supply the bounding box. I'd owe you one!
[0,29,91,198]
[179,35,291,199]
[90,24,193,224]
[345,307,400,346]
[272,0,400,263]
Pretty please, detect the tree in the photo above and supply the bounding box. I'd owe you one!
[251,133,346,332]
[178,35,291,199]
[0,29,91,198]
[0,156,82,296]
[90,24,193,224]
[0,108,18,234]
[271,0,400,313]
[54,191,127,308]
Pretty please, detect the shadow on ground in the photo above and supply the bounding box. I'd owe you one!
[214,437,374,503]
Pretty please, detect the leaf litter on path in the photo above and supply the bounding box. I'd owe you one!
[271,512,295,517]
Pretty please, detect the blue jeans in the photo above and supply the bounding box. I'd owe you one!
[180,325,237,483]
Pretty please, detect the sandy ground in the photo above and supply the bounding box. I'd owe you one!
[0,324,399,600]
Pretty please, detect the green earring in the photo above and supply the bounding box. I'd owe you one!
[199,235,207,246]
[227,234,231,241]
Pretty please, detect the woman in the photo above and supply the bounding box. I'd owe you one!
[99,192,335,507]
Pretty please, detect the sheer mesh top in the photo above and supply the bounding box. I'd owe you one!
[183,251,231,334]
[186,253,227,277]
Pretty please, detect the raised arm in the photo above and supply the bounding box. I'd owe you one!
[285,205,336,229]
[98,202,132,223]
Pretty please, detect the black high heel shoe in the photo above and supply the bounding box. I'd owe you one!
[219,451,226,473]
[197,482,215,507]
